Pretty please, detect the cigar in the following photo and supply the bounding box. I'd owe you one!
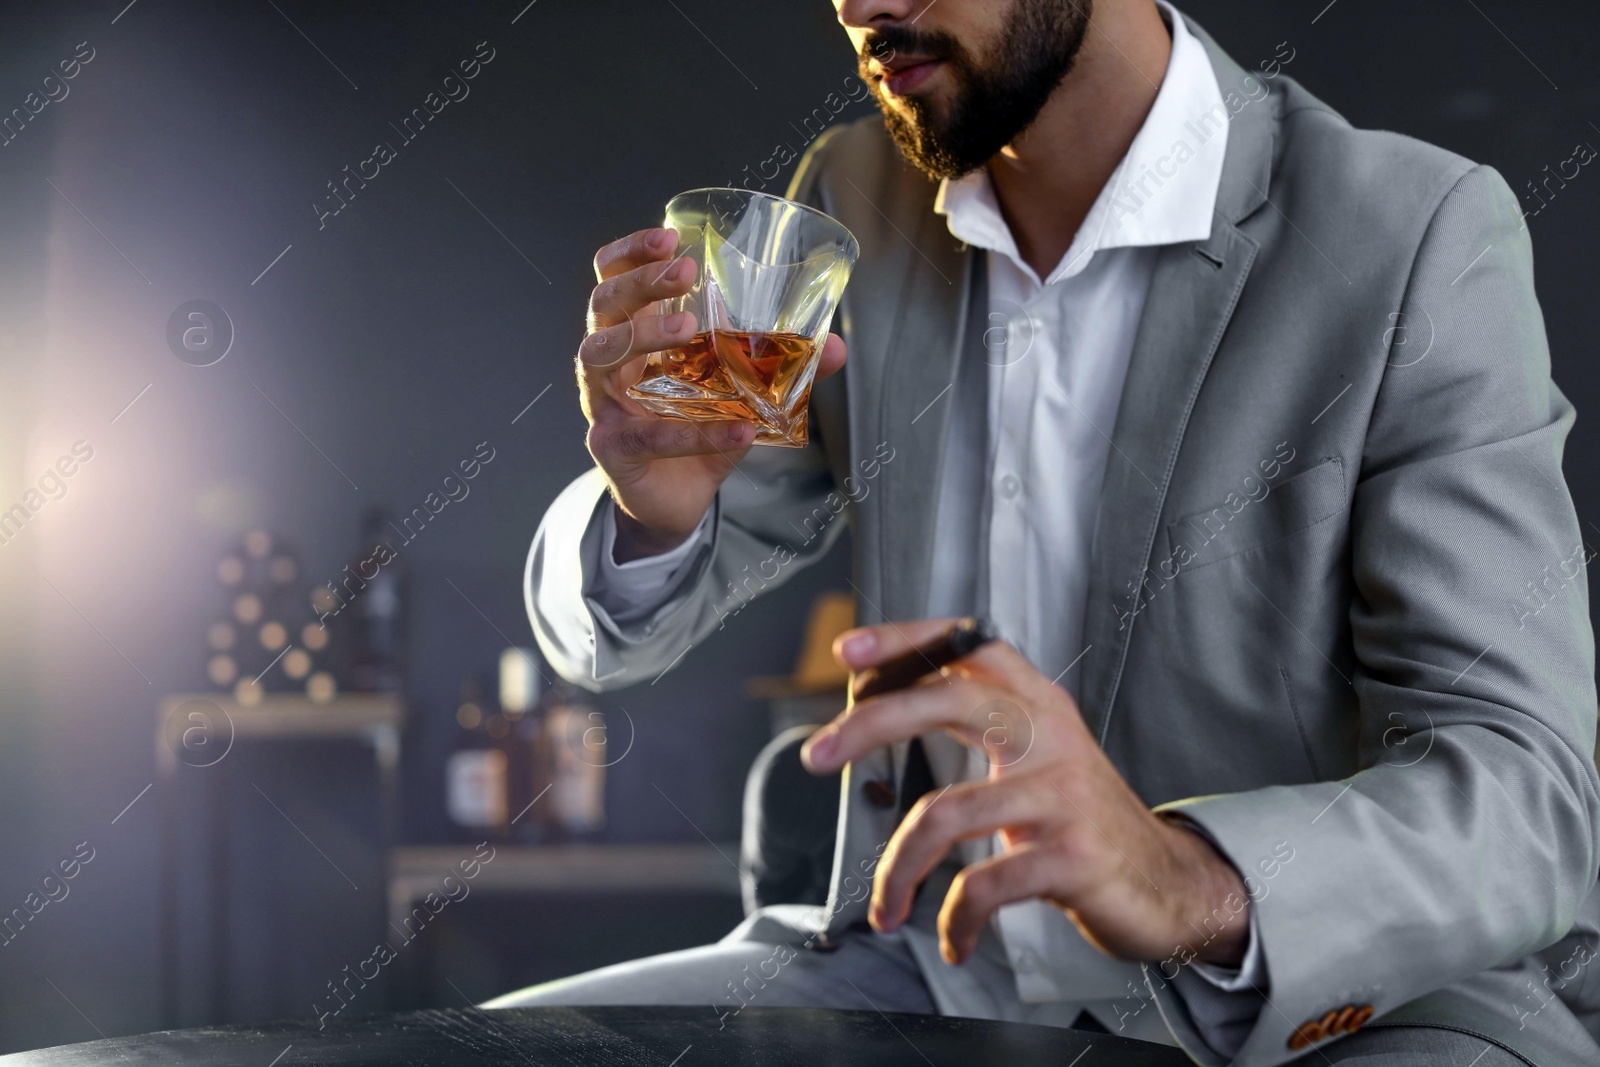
[849,617,999,702]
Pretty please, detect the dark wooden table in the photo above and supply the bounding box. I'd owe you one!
[0,1006,1194,1065]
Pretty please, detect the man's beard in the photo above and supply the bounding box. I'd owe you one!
[860,0,1094,181]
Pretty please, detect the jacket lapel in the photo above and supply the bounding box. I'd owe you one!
[824,166,971,938]
[1077,24,1275,744]
[876,212,974,622]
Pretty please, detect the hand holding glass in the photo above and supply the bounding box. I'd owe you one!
[626,188,859,447]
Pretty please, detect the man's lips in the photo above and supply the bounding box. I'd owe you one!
[880,57,944,95]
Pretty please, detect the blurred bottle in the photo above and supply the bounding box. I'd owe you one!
[348,506,406,693]
[483,694,529,837]
[544,683,606,839]
[501,647,549,842]
[499,647,541,718]
[444,675,508,840]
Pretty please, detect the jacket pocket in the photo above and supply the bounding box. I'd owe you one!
[1165,456,1346,570]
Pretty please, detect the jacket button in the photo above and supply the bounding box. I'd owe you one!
[863,779,896,808]
[1288,1020,1325,1051]
[1287,1003,1377,1050]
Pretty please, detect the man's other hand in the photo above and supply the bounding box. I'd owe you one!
[801,618,1250,969]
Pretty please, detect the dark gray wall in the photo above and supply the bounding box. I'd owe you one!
[0,0,1594,1053]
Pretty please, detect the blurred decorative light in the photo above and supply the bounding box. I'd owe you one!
[301,622,328,651]
[244,530,272,558]
[233,594,262,624]
[207,622,235,650]
[207,654,237,685]
[259,621,287,650]
[283,648,312,679]
[307,672,336,703]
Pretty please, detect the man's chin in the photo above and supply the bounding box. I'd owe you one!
[872,82,994,180]
[881,120,986,182]
[876,82,945,123]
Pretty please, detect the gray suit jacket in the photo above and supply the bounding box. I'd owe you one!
[526,18,1600,1066]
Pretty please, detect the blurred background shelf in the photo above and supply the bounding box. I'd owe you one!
[384,842,742,1007]
[156,693,404,756]
[156,692,406,1028]
[387,842,741,927]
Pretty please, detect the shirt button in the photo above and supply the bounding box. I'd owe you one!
[998,473,1021,499]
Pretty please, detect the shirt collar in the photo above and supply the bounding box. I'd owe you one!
[934,1,1229,286]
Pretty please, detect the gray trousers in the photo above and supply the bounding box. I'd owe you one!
[483,919,1521,1065]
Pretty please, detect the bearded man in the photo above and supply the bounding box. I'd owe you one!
[496,2,1600,1064]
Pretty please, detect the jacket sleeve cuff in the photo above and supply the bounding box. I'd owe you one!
[525,469,720,689]
[1168,911,1269,1059]
[1153,813,1270,1059]
[590,503,714,624]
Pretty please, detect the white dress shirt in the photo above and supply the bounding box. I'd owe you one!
[588,3,1261,1053]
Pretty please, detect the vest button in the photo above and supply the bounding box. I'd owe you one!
[863,779,896,808]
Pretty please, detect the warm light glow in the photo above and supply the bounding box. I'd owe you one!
[217,557,244,585]
[259,621,287,650]
[244,530,272,558]
[283,648,312,679]
[307,672,336,703]
[207,655,237,685]
[233,594,262,624]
